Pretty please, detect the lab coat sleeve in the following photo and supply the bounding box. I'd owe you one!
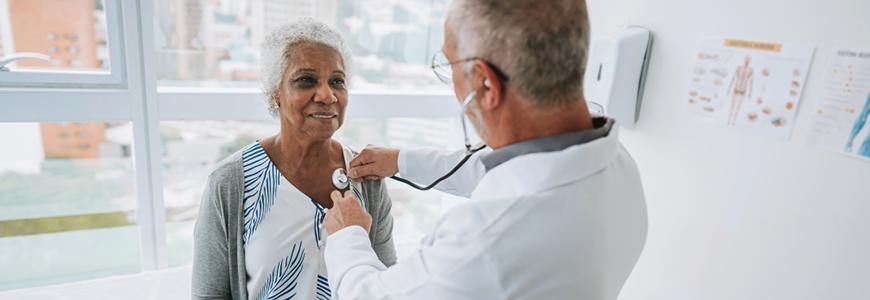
[396,147,490,198]
[325,206,505,300]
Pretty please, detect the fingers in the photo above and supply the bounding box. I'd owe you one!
[348,164,374,179]
[330,190,343,201]
[324,189,369,235]
[330,189,361,207]
[340,190,361,207]
[348,147,379,180]
[347,145,400,182]
[348,145,381,169]
[348,149,371,169]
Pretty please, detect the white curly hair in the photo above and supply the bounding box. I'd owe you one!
[259,17,354,117]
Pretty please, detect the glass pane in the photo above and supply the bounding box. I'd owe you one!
[162,117,473,266]
[153,0,449,91]
[0,122,139,291]
[161,120,280,267]
[0,0,110,71]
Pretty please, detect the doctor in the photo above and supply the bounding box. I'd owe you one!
[323,0,648,299]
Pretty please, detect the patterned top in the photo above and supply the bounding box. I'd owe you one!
[241,142,365,300]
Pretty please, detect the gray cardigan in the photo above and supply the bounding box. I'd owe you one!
[191,149,397,300]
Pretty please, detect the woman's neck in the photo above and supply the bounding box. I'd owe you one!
[268,130,340,175]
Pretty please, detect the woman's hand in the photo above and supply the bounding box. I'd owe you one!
[348,145,400,183]
[324,190,372,235]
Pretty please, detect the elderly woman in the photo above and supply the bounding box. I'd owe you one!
[192,18,396,300]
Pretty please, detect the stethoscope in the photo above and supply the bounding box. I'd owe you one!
[332,91,487,191]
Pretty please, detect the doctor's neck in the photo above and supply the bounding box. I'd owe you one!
[481,93,595,150]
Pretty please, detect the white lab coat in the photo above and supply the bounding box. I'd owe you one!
[325,125,648,300]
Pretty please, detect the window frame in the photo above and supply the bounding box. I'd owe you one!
[0,0,127,88]
[0,0,459,281]
[157,88,459,120]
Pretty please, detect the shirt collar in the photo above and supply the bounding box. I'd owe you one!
[480,117,614,172]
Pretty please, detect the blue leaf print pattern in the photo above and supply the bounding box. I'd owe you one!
[316,275,331,300]
[243,143,281,245]
[256,241,306,300]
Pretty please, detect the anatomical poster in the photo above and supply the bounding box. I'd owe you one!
[805,47,870,162]
[682,36,815,140]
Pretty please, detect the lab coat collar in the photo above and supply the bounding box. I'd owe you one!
[480,117,613,172]
[470,119,622,201]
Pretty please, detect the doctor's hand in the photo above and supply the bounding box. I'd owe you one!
[324,190,371,235]
[348,145,400,183]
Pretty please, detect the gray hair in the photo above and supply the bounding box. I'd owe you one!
[448,0,591,109]
[259,17,354,116]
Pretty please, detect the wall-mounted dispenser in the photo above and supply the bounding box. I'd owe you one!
[583,25,653,129]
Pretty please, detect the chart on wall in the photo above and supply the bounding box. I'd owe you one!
[683,37,815,140]
[805,48,870,162]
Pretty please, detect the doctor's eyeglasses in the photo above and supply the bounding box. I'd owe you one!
[431,51,509,84]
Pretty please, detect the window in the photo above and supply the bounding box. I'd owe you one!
[0,0,123,87]
[0,122,139,291]
[159,120,282,266]
[0,0,462,291]
[160,117,475,266]
[153,0,450,91]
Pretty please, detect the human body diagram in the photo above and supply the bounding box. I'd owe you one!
[726,56,754,126]
[845,92,870,158]
[685,38,813,139]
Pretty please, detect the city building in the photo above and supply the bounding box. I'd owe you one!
[6,0,108,159]
[251,0,338,47]
[39,123,107,159]
[7,0,99,69]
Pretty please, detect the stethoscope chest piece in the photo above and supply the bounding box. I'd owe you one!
[332,168,349,190]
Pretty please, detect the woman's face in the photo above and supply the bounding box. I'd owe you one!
[275,42,348,141]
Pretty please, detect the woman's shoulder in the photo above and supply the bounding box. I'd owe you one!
[209,149,246,184]
[203,144,259,200]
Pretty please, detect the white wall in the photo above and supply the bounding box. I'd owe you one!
[0,122,44,174]
[584,0,870,299]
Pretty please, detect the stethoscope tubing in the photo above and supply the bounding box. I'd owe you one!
[337,91,485,191]
[390,91,486,191]
[389,144,487,190]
